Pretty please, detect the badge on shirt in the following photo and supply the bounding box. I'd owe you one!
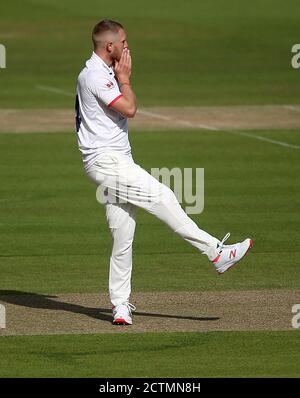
[106,81,114,89]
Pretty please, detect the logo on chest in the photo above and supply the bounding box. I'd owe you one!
[106,81,114,89]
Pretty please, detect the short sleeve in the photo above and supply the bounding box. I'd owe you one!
[88,73,122,107]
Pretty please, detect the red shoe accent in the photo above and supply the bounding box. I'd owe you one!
[212,254,221,263]
[248,239,253,251]
[113,318,129,325]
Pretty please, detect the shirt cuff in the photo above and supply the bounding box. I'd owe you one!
[108,94,123,108]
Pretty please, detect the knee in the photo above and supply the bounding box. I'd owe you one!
[110,224,135,252]
[111,234,134,257]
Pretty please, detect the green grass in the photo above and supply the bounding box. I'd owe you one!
[0,0,300,107]
[0,331,299,377]
[0,129,299,294]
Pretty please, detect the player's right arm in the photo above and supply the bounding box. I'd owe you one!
[110,48,137,118]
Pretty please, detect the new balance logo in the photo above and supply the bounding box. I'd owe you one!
[229,249,237,259]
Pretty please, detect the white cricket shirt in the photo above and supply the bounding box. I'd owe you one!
[76,52,132,170]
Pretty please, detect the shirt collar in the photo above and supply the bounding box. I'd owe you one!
[91,52,114,74]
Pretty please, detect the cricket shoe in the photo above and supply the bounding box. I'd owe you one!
[112,302,136,325]
[212,233,253,274]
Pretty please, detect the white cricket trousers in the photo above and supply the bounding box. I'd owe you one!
[85,151,219,307]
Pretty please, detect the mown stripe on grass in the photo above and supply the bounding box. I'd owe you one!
[0,331,299,377]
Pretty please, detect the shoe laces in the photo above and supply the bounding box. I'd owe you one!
[125,302,136,313]
[217,232,230,252]
[114,302,136,314]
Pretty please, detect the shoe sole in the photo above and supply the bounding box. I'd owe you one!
[217,239,253,275]
[113,318,132,325]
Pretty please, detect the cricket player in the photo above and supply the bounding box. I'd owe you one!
[75,19,252,325]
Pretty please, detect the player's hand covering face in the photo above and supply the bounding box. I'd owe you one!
[114,47,132,82]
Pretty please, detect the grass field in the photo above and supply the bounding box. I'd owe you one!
[0,0,300,378]
[1,0,300,107]
[0,129,299,377]
[0,331,299,377]
[0,130,299,293]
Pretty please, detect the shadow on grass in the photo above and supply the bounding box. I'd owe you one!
[0,290,219,324]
